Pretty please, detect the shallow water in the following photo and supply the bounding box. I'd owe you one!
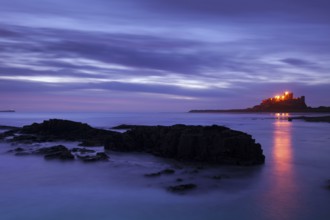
[0,112,330,220]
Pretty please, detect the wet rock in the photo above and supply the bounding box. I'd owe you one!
[14,147,24,152]
[326,179,330,190]
[17,119,116,146]
[35,145,74,160]
[167,183,197,193]
[106,124,265,165]
[15,152,30,156]
[212,175,223,180]
[9,147,30,156]
[77,152,109,162]
[144,168,175,177]
[0,125,19,130]
[71,148,95,153]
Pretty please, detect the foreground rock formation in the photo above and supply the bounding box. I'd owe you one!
[107,124,265,165]
[1,119,265,165]
[2,119,116,146]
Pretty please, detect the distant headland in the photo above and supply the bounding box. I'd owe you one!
[190,91,330,113]
[0,110,15,113]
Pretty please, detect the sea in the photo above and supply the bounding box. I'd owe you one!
[0,112,329,220]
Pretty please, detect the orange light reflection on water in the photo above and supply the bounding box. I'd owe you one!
[273,120,293,175]
[264,119,299,219]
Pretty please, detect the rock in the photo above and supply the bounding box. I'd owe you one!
[3,120,265,166]
[77,152,109,162]
[15,152,30,156]
[288,116,330,123]
[105,124,265,165]
[167,183,197,193]
[212,174,230,180]
[35,145,74,160]
[71,148,95,153]
[14,147,24,152]
[0,125,19,130]
[18,119,116,146]
[144,168,175,177]
[8,147,30,155]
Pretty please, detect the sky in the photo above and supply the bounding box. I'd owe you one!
[0,0,330,112]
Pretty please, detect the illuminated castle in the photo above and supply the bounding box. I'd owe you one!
[252,91,307,111]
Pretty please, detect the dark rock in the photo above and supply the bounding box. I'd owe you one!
[176,178,183,182]
[112,124,143,130]
[105,124,265,165]
[35,145,74,160]
[212,174,230,180]
[19,119,116,146]
[212,175,223,180]
[167,183,197,192]
[15,152,30,156]
[8,147,30,156]
[144,168,175,177]
[326,179,330,190]
[14,147,24,152]
[77,152,109,162]
[288,116,330,123]
[0,125,19,130]
[71,148,95,153]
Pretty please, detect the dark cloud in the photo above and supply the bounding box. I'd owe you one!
[141,0,330,23]
[280,58,316,67]
[0,1,329,111]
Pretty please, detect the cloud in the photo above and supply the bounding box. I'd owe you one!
[0,1,329,111]
[280,58,316,67]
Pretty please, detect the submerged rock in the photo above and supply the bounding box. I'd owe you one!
[71,148,95,153]
[35,145,74,160]
[144,168,175,177]
[77,152,109,162]
[167,183,197,193]
[106,124,265,165]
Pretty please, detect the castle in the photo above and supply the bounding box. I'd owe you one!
[189,90,330,113]
[252,91,307,111]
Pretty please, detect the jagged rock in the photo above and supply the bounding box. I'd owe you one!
[71,148,95,153]
[35,145,74,160]
[167,183,197,192]
[8,147,30,156]
[77,152,109,162]
[2,119,265,166]
[12,119,116,146]
[105,124,265,165]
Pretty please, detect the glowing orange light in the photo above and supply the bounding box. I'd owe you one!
[285,91,289,95]
[281,96,285,99]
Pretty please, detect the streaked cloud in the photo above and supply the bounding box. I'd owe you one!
[0,0,329,111]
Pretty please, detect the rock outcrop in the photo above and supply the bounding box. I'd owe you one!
[106,124,265,165]
[17,119,116,146]
[2,119,265,166]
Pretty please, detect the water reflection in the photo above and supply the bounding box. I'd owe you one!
[263,119,299,219]
[273,120,293,175]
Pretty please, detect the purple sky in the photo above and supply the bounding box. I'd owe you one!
[1,0,330,112]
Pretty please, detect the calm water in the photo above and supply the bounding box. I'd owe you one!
[0,112,330,220]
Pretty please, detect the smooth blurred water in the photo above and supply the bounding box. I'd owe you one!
[0,112,330,220]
